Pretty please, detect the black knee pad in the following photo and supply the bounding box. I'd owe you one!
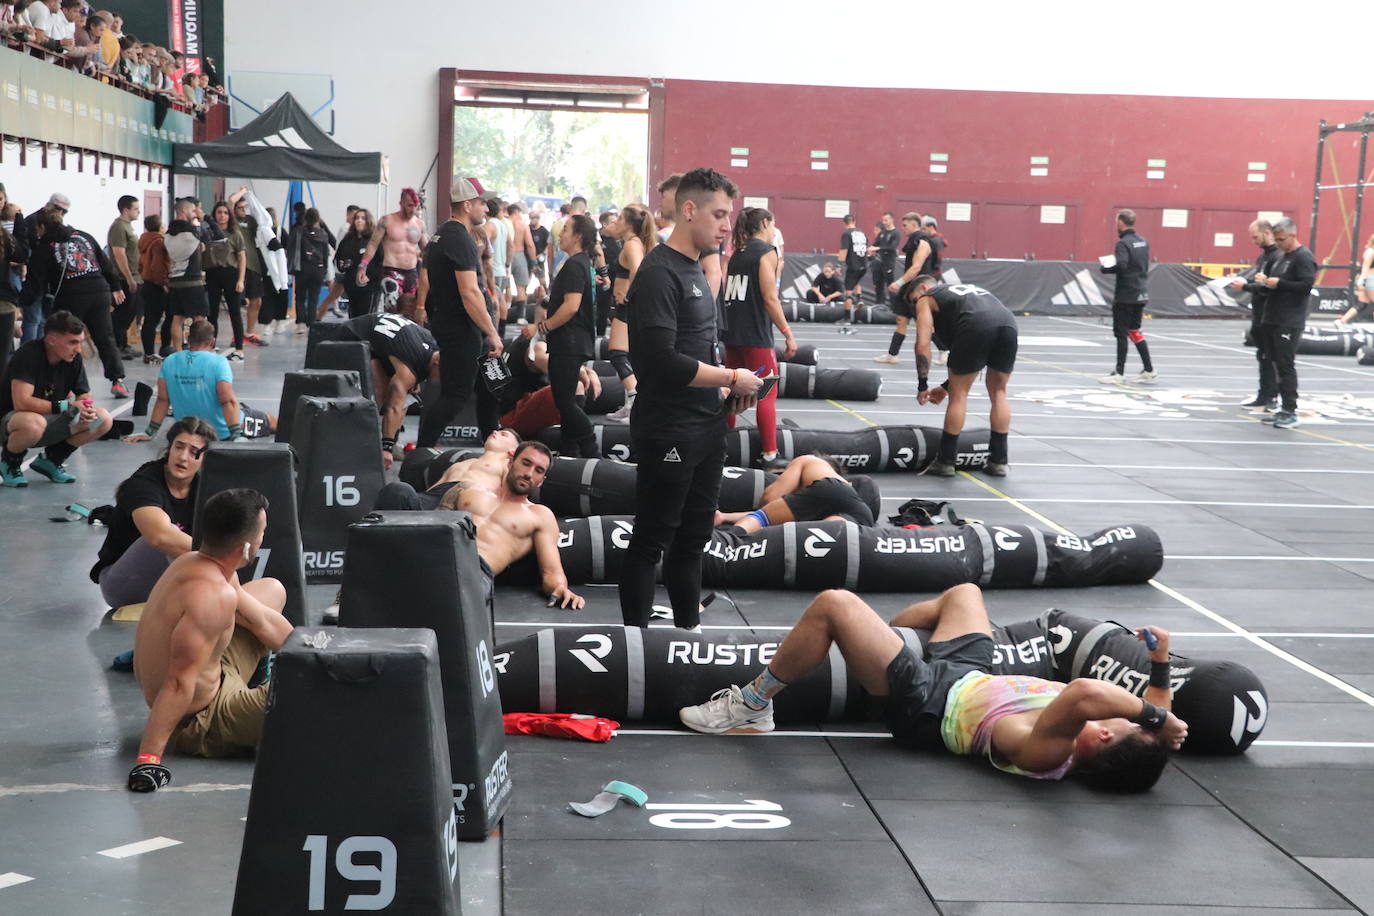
[608,350,634,381]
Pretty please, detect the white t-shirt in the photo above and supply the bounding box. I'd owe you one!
[47,10,76,43]
[772,226,785,253]
[21,2,55,31]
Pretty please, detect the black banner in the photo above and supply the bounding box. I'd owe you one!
[779,255,1257,318]
[168,0,203,75]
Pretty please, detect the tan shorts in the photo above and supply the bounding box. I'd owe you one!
[172,626,269,758]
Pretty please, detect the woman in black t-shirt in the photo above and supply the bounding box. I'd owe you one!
[290,208,335,333]
[90,417,214,608]
[723,207,796,470]
[325,208,377,319]
[526,213,601,458]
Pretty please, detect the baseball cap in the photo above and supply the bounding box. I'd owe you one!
[47,192,72,211]
[451,176,487,204]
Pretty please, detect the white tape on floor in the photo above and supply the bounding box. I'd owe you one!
[97,836,182,859]
[0,873,34,890]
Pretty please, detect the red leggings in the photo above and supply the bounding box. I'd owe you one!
[724,345,779,453]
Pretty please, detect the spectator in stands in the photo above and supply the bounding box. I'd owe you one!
[2,0,35,42]
[19,0,60,44]
[137,213,172,362]
[95,10,118,70]
[107,194,141,362]
[93,416,214,610]
[68,12,109,73]
[33,208,130,398]
[1,310,114,487]
[180,72,199,110]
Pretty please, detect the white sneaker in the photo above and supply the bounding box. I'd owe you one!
[604,398,634,424]
[679,685,774,735]
[1133,370,1159,384]
[227,349,244,361]
[1332,319,1347,332]
[1098,371,1125,384]
[873,353,899,364]
[934,350,947,366]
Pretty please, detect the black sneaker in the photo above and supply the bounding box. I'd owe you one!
[1240,395,1277,409]
[926,461,957,477]
[758,454,791,472]
[119,346,137,361]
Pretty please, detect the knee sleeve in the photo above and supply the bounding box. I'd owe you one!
[608,350,634,381]
[1128,329,1145,344]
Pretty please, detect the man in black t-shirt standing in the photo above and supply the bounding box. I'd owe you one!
[416,177,504,449]
[1,310,113,487]
[870,212,900,308]
[621,168,762,630]
[879,213,935,363]
[837,214,868,325]
[1098,209,1156,383]
[1253,217,1316,429]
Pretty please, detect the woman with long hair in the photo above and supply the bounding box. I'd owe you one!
[322,208,377,319]
[602,203,656,423]
[722,206,796,470]
[526,213,601,459]
[203,200,247,359]
[1335,232,1374,327]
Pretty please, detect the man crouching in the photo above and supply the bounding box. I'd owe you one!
[128,488,292,792]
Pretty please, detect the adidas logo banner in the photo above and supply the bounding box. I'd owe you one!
[181,153,208,170]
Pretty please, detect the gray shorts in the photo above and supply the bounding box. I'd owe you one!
[1,409,76,448]
[1361,275,1374,292]
[511,252,531,287]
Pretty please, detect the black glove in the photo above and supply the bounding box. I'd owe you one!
[128,762,172,793]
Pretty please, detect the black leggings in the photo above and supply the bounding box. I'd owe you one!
[547,350,599,458]
[294,270,325,326]
[1262,324,1299,412]
[140,285,173,356]
[205,266,245,349]
[56,283,124,382]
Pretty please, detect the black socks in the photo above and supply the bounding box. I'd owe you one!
[888,332,906,356]
[45,441,76,465]
[1136,340,1154,372]
[990,431,1008,465]
[939,431,959,464]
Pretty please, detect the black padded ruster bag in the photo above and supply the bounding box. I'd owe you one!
[339,513,511,839]
[292,397,385,582]
[232,628,460,914]
[191,441,307,624]
[275,369,363,443]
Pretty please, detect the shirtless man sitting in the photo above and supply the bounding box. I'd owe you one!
[375,434,583,610]
[358,187,428,301]
[127,488,293,792]
[680,583,1187,792]
[714,453,875,532]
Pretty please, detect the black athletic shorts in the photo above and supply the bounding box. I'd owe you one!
[947,321,1018,376]
[844,267,866,290]
[781,477,875,526]
[240,404,273,439]
[371,323,434,380]
[381,266,420,298]
[1111,302,1145,334]
[169,284,209,318]
[883,632,995,750]
[242,269,264,300]
[890,292,914,319]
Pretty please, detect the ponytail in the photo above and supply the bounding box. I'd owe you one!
[731,207,774,254]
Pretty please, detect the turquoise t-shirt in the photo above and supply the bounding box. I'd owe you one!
[160,349,233,439]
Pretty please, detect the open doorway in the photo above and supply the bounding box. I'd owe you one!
[440,70,657,216]
[451,107,647,212]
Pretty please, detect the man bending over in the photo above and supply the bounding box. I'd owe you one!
[128,488,292,792]
[714,453,874,531]
[376,435,583,610]
[680,584,1186,791]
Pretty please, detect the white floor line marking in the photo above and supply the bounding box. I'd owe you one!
[0,873,34,890]
[1019,435,1365,447]
[959,474,1374,710]
[610,729,1374,748]
[1147,578,1374,709]
[879,496,1374,510]
[0,782,250,797]
[1047,315,1374,379]
[1166,555,1374,563]
[1009,461,1374,474]
[493,622,1374,638]
[97,836,182,859]
[778,407,1374,426]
